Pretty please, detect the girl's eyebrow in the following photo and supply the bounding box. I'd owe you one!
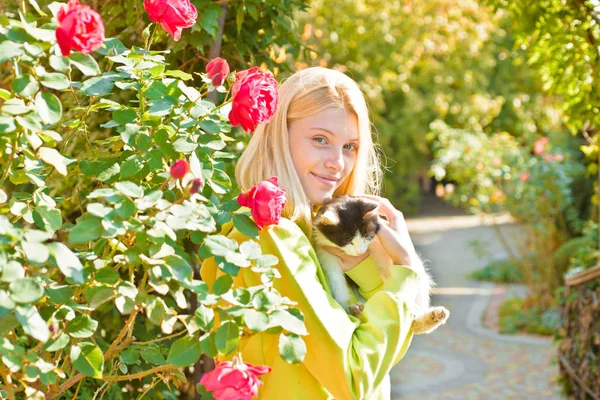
[309,127,360,142]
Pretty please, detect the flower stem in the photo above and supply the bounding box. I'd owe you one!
[145,23,159,51]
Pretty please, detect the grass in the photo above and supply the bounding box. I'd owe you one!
[470,258,523,283]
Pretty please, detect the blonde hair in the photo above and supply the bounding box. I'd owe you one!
[235,67,382,225]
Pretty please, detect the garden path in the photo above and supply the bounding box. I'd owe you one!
[390,195,564,400]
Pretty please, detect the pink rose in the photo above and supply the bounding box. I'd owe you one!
[533,137,549,155]
[206,57,230,87]
[199,356,271,400]
[229,67,278,133]
[170,159,190,179]
[55,0,105,56]
[237,177,286,230]
[143,0,198,41]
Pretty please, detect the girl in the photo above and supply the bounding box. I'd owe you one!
[201,67,428,399]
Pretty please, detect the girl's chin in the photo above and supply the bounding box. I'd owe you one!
[308,190,335,206]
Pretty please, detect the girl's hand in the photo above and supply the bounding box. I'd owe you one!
[355,194,418,265]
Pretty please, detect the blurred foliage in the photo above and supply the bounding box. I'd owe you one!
[553,235,595,275]
[297,0,565,212]
[567,221,599,274]
[498,297,560,336]
[470,258,524,283]
[431,122,593,306]
[1,0,310,75]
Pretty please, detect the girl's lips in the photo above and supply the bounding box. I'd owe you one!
[311,172,337,186]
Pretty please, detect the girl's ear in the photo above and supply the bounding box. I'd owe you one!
[318,209,339,225]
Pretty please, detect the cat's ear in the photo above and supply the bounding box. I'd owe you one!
[361,199,379,215]
[318,209,339,225]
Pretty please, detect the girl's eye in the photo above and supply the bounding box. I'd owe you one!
[344,143,358,151]
[313,137,327,144]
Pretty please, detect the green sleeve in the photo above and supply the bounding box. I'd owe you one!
[240,218,421,399]
[345,256,385,300]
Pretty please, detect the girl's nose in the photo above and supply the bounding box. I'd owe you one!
[324,148,344,172]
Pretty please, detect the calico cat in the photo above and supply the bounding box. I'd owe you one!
[312,195,449,334]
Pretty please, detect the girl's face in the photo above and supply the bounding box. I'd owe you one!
[288,107,359,206]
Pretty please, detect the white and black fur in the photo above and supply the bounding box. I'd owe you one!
[312,195,449,334]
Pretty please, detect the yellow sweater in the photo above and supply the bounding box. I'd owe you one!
[200,216,421,400]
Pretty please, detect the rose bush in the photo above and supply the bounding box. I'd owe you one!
[0,2,305,398]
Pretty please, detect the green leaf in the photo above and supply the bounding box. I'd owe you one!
[70,342,103,378]
[44,332,69,352]
[199,332,218,357]
[39,73,70,90]
[120,348,139,364]
[97,37,127,56]
[0,41,24,64]
[146,297,167,325]
[270,310,307,335]
[87,203,113,218]
[213,274,233,295]
[244,309,269,333]
[115,181,144,198]
[256,254,279,268]
[47,242,84,284]
[240,241,261,260]
[17,113,42,132]
[88,286,115,309]
[119,157,143,178]
[69,53,101,76]
[278,333,306,364]
[32,206,63,232]
[115,198,136,219]
[38,147,72,176]
[199,235,238,258]
[49,55,70,72]
[9,278,44,304]
[66,315,98,338]
[215,321,239,355]
[0,261,25,283]
[0,89,10,100]
[68,214,103,244]
[164,255,193,283]
[46,285,74,304]
[165,70,193,80]
[233,214,259,238]
[1,98,30,115]
[113,109,137,125]
[0,115,16,133]
[15,305,49,343]
[12,75,39,97]
[35,92,62,124]
[95,267,119,284]
[194,304,214,331]
[21,241,49,264]
[252,290,279,311]
[166,336,201,367]
[81,76,114,96]
[140,347,165,365]
[0,290,15,318]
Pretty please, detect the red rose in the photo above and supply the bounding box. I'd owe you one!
[189,177,204,194]
[55,0,105,56]
[206,57,230,87]
[143,0,198,41]
[199,356,271,400]
[170,159,190,179]
[237,177,286,229]
[229,67,278,133]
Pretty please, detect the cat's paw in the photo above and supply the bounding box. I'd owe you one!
[348,302,364,317]
[430,306,449,324]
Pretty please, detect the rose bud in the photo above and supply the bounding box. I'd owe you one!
[170,159,190,179]
[189,177,203,194]
[206,57,230,87]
